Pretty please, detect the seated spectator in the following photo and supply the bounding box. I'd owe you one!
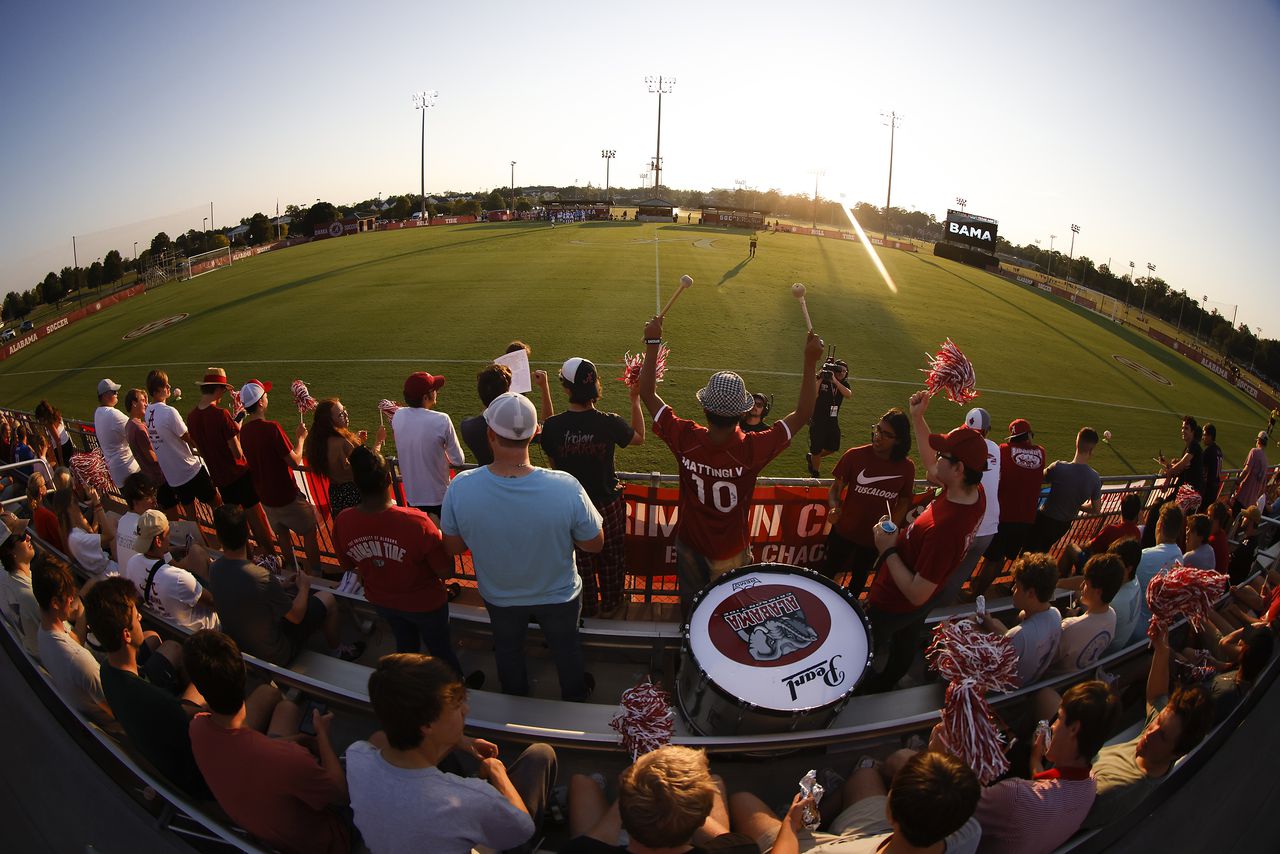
[460,363,513,466]
[1089,539,1143,655]
[1181,513,1215,569]
[571,745,752,854]
[206,504,356,665]
[115,472,210,579]
[9,425,38,488]
[184,629,350,854]
[27,472,61,546]
[302,397,385,520]
[0,513,40,658]
[1226,505,1262,584]
[33,555,112,724]
[124,509,219,631]
[1058,492,1142,576]
[1206,501,1231,573]
[977,553,1062,686]
[348,653,558,854]
[1052,553,1124,673]
[50,486,117,576]
[84,576,211,799]
[972,680,1119,854]
[1132,503,1186,645]
[1205,624,1274,725]
[1082,624,1214,829]
[730,750,979,854]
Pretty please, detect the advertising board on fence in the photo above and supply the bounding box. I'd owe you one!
[0,284,146,361]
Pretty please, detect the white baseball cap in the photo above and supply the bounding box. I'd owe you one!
[484,392,539,441]
[239,379,272,409]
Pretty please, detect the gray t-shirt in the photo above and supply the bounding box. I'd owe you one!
[1041,462,1102,522]
[1006,607,1063,687]
[1107,579,1141,655]
[38,627,110,723]
[1084,698,1168,828]
[1182,544,1215,570]
[206,557,293,665]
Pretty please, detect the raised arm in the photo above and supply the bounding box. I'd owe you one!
[1147,624,1171,706]
[627,383,645,446]
[908,391,940,484]
[639,316,666,416]
[779,331,825,435]
[533,370,555,421]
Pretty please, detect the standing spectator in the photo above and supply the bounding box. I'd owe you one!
[186,367,276,555]
[1181,513,1215,569]
[806,358,851,477]
[739,392,773,434]
[125,387,178,512]
[1058,492,1143,577]
[34,399,75,464]
[637,315,823,615]
[348,653,557,854]
[977,553,1063,686]
[334,447,455,669]
[1131,503,1186,645]
[1229,431,1269,515]
[539,357,645,618]
[441,392,602,701]
[1051,553,1124,673]
[1158,416,1204,497]
[185,630,350,854]
[861,392,987,693]
[822,407,915,595]
[1024,428,1102,553]
[302,398,385,520]
[392,371,465,518]
[84,576,211,799]
[145,370,218,518]
[125,509,219,631]
[938,407,1001,604]
[1,514,40,658]
[973,418,1046,597]
[33,555,112,723]
[93,378,139,488]
[459,364,513,465]
[238,380,323,577]
[1201,422,1223,508]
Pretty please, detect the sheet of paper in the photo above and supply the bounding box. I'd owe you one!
[494,348,532,394]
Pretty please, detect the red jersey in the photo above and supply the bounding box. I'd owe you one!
[1209,530,1229,572]
[186,405,249,487]
[654,405,791,560]
[831,444,916,546]
[869,487,985,614]
[240,419,300,507]
[1088,520,1141,553]
[333,505,451,612]
[998,441,1046,524]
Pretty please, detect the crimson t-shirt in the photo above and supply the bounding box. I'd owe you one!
[998,441,1046,524]
[333,505,451,612]
[831,444,916,546]
[1209,530,1229,573]
[239,419,300,507]
[869,486,985,614]
[1088,520,1141,553]
[33,504,63,551]
[654,405,791,560]
[186,405,249,487]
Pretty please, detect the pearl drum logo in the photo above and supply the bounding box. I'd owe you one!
[123,314,189,340]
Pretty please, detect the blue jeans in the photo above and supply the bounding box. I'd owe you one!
[484,596,589,701]
[374,604,462,676]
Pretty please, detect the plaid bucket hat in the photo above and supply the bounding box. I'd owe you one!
[696,371,754,416]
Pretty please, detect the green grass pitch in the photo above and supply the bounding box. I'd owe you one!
[0,221,1267,479]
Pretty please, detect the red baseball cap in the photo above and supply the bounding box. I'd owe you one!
[1008,418,1034,442]
[404,372,446,403]
[928,426,988,471]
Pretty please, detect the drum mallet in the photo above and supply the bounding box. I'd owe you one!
[792,283,813,331]
[660,274,694,317]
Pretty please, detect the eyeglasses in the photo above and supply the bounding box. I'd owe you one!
[872,424,896,440]
[935,451,959,464]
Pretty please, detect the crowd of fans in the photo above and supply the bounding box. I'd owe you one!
[1,319,1280,853]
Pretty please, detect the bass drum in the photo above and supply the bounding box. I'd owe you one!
[677,562,872,736]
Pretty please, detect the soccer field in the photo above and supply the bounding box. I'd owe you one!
[0,220,1267,478]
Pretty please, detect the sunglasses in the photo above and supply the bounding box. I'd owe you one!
[935,451,959,464]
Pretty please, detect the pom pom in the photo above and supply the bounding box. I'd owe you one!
[1174,484,1202,514]
[921,339,978,405]
[377,399,401,418]
[609,679,674,759]
[230,389,245,417]
[619,345,669,387]
[70,450,114,496]
[290,379,318,414]
[928,619,1021,784]
[1146,563,1228,640]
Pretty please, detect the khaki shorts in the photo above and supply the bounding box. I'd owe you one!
[265,493,318,535]
[757,796,891,852]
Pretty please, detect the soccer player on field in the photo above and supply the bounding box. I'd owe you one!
[638,315,824,616]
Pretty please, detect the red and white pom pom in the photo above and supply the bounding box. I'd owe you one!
[921,339,978,405]
[290,379,318,414]
[1146,563,1228,640]
[377,398,401,418]
[70,450,115,496]
[619,345,670,387]
[928,619,1021,784]
[1173,484,1203,514]
[609,679,674,759]
[230,389,245,417]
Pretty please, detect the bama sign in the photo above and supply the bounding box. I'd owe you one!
[945,209,999,250]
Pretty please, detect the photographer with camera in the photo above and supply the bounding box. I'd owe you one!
[806,356,851,477]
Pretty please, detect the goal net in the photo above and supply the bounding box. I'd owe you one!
[187,246,232,279]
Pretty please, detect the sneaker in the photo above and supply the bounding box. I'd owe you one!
[335,641,367,662]
[465,670,486,690]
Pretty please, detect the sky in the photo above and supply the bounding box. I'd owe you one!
[2,0,1278,329]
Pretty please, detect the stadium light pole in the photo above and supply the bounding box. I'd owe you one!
[810,169,825,229]
[1252,327,1263,371]
[510,162,516,212]
[881,111,902,240]
[1048,234,1057,276]
[956,197,967,212]
[413,90,439,221]
[645,75,675,193]
[601,150,615,204]
[1128,261,1135,309]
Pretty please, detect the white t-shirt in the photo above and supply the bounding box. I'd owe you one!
[68,527,115,577]
[976,436,1001,537]
[1054,608,1117,673]
[116,511,142,574]
[1006,606,1062,687]
[391,407,465,507]
[0,570,41,659]
[125,552,219,631]
[144,401,202,487]
[345,740,534,854]
[38,627,110,722]
[94,405,140,488]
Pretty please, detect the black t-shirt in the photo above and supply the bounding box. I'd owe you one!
[207,557,293,665]
[539,409,634,506]
[1176,440,1204,492]
[561,833,759,854]
[741,420,770,434]
[100,662,211,799]
[460,415,493,466]
[1201,443,1223,500]
[811,375,845,424]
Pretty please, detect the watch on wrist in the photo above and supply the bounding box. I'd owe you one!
[645,337,662,345]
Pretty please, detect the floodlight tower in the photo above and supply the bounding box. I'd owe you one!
[881,111,902,240]
[510,161,517,212]
[1128,261,1135,310]
[956,197,967,211]
[645,75,675,192]
[1047,234,1057,276]
[413,90,438,220]
[601,150,616,202]
[1069,223,1080,261]
[1252,327,1264,371]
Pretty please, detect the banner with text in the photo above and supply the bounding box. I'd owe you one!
[0,284,146,362]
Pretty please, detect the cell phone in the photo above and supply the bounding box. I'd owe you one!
[298,700,327,736]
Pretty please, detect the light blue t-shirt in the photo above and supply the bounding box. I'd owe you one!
[1107,578,1141,654]
[1131,543,1183,644]
[440,467,601,607]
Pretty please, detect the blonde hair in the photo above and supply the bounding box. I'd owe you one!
[618,746,717,847]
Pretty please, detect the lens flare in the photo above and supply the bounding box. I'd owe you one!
[834,202,898,294]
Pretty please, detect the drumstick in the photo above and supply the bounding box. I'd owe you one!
[379,408,384,428]
[660,275,694,317]
[791,283,813,331]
